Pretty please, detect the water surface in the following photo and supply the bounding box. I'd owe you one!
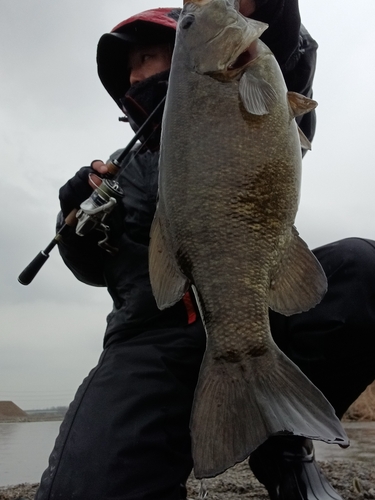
[314,421,375,464]
[0,421,61,487]
[0,421,374,487]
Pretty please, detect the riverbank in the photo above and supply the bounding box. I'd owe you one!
[0,416,63,424]
[1,459,374,500]
[0,415,65,424]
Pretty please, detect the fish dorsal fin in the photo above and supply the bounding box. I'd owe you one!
[287,91,318,118]
[298,126,312,151]
[149,211,190,309]
[239,71,278,115]
[268,226,327,315]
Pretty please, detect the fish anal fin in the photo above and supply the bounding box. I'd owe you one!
[287,91,318,119]
[269,227,327,315]
[191,347,348,479]
[239,71,278,115]
[149,212,189,310]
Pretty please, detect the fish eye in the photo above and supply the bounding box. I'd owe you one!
[181,14,195,29]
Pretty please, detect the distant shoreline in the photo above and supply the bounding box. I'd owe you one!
[0,412,66,423]
[0,417,64,423]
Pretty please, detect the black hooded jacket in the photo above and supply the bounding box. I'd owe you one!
[57,1,318,347]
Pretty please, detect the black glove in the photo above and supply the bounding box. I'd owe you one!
[59,166,96,218]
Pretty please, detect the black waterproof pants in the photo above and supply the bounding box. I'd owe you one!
[35,238,375,500]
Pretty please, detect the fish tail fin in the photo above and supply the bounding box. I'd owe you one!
[191,346,348,479]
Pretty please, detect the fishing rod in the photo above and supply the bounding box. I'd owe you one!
[18,97,166,286]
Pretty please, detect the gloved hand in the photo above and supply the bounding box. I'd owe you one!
[59,160,109,217]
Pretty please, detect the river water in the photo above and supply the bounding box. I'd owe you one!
[0,421,374,488]
[314,421,375,464]
[0,421,61,487]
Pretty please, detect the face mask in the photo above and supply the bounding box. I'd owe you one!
[120,69,169,151]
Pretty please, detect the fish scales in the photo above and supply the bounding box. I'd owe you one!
[159,63,292,356]
[149,0,349,479]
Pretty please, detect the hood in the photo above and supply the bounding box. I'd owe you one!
[97,8,180,110]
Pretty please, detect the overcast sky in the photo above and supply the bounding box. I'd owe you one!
[1,0,374,410]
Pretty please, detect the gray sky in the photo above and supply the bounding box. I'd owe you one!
[1,0,374,410]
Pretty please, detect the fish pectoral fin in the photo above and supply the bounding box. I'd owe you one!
[149,212,190,310]
[191,347,348,479]
[287,91,318,119]
[239,71,278,115]
[269,226,327,315]
[298,126,312,150]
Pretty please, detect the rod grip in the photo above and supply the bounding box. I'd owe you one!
[65,208,78,226]
[18,251,50,286]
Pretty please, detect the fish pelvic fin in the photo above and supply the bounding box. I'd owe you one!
[191,346,349,479]
[149,211,190,310]
[239,71,278,115]
[269,226,327,316]
[287,91,318,119]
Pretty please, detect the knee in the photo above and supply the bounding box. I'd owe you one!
[311,238,375,330]
[313,237,375,283]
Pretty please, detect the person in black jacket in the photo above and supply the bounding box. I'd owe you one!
[35,3,375,500]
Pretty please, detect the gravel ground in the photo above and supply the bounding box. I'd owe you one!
[1,460,374,500]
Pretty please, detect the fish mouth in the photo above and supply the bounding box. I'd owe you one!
[227,40,259,73]
[206,40,259,82]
